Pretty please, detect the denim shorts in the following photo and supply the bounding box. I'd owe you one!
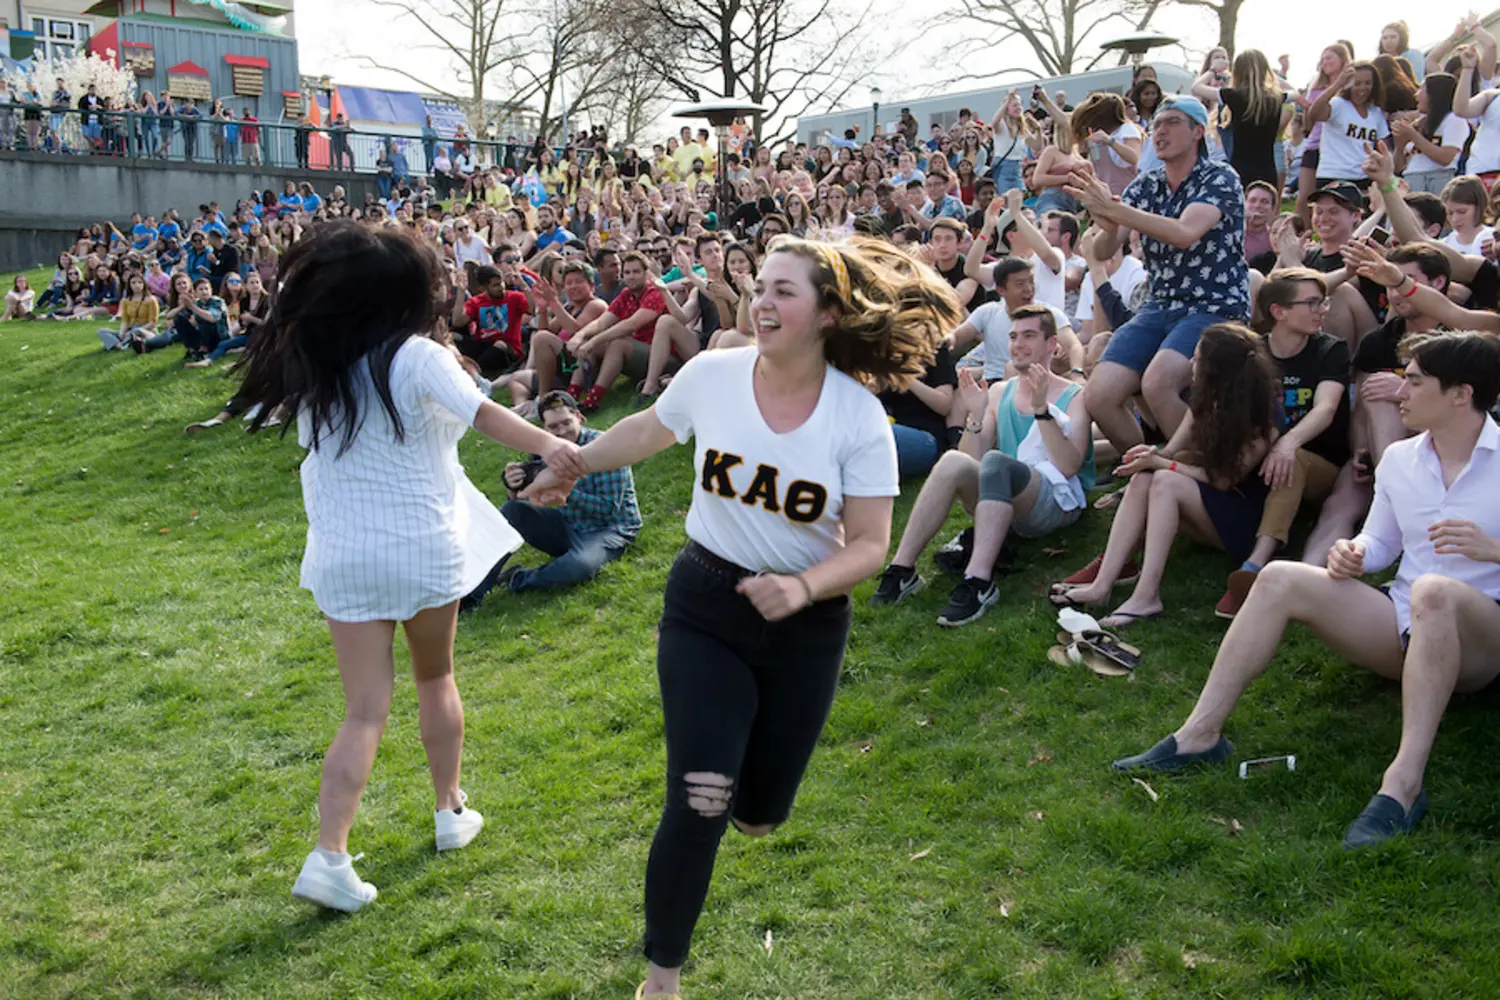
[1100,300,1222,374]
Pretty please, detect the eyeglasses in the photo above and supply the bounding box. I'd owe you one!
[1288,296,1331,311]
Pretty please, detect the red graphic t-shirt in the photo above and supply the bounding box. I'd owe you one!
[463,290,529,353]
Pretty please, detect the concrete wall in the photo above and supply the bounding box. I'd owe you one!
[0,153,378,271]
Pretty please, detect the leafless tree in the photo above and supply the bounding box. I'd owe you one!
[506,0,626,142]
[615,0,881,146]
[353,0,528,134]
[928,0,1163,83]
[590,46,673,143]
[1166,0,1247,54]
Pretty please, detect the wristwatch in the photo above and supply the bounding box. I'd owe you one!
[1033,408,1054,421]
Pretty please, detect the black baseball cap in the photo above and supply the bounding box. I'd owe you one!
[1310,180,1366,213]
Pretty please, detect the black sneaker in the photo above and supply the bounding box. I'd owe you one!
[871,564,924,606]
[936,576,999,627]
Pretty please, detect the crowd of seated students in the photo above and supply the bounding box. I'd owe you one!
[16,22,1500,851]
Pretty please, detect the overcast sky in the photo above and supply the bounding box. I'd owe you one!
[295,0,1482,131]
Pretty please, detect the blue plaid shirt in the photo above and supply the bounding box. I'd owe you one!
[536,427,641,537]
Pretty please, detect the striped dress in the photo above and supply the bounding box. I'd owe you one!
[298,336,520,622]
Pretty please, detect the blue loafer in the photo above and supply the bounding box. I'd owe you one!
[1111,734,1234,773]
[1342,791,1428,849]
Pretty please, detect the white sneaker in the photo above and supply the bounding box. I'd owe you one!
[241,401,264,422]
[435,790,484,851]
[291,849,378,913]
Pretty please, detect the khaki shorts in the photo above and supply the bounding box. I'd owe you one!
[622,339,682,382]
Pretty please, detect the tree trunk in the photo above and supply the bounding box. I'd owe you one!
[1218,0,1243,54]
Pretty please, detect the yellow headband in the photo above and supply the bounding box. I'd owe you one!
[821,244,851,302]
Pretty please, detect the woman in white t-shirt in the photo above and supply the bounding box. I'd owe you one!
[1306,60,1391,185]
[236,223,579,914]
[1395,72,1469,194]
[1453,45,1500,181]
[529,237,961,1000]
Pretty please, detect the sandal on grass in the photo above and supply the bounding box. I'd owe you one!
[1098,610,1160,630]
[1052,630,1138,677]
[1048,585,1099,609]
[1076,630,1140,674]
[1092,488,1125,511]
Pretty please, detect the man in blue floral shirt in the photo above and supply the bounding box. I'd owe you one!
[464,390,640,606]
[1065,95,1248,453]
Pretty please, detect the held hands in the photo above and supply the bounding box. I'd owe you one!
[1429,519,1500,562]
[1114,444,1164,478]
[519,465,575,506]
[736,573,812,622]
[542,435,588,480]
[1327,539,1366,580]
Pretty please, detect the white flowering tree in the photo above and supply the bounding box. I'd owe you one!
[5,49,137,150]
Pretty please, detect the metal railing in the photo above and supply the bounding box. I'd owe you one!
[0,105,578,180]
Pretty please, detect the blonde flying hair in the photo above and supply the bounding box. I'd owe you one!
[764,235,963,393]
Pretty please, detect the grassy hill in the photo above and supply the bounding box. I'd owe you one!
[1,289,1498,999]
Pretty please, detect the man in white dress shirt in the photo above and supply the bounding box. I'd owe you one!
[1113,331,1500,849]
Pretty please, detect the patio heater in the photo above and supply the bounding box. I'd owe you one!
[672,100,766,225]
[1098,32,1180,71]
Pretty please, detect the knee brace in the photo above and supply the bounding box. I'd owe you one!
[978,451,1032,504]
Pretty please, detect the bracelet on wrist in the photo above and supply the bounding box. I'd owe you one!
[1379,179,1398,193]
[794,573,815,607]
[1401,277,1420,298]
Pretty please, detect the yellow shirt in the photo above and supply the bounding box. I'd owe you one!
[484,184,513,210]
[671,141,709,179]
[653,154,677,182]
[120,296,159,329]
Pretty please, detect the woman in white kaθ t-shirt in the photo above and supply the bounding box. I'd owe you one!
[236,222,580,914]
[529,236,962,1000]
[1307,61,1391,182]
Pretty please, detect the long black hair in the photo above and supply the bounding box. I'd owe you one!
[1421,73,1458,141]
[237,221,440,452]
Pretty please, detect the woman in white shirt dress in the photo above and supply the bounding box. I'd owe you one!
[530,237,962,1000]
[236,222,579,913]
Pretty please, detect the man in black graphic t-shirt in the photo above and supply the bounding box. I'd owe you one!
[1215,268,1350,618]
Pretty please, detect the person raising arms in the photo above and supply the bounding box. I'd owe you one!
[234,222,579,913]
[527,236,960,1000]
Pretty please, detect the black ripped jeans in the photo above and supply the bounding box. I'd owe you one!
[643,541,852,968]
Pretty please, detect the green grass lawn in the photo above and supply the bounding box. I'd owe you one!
[2,287,1499,1000]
